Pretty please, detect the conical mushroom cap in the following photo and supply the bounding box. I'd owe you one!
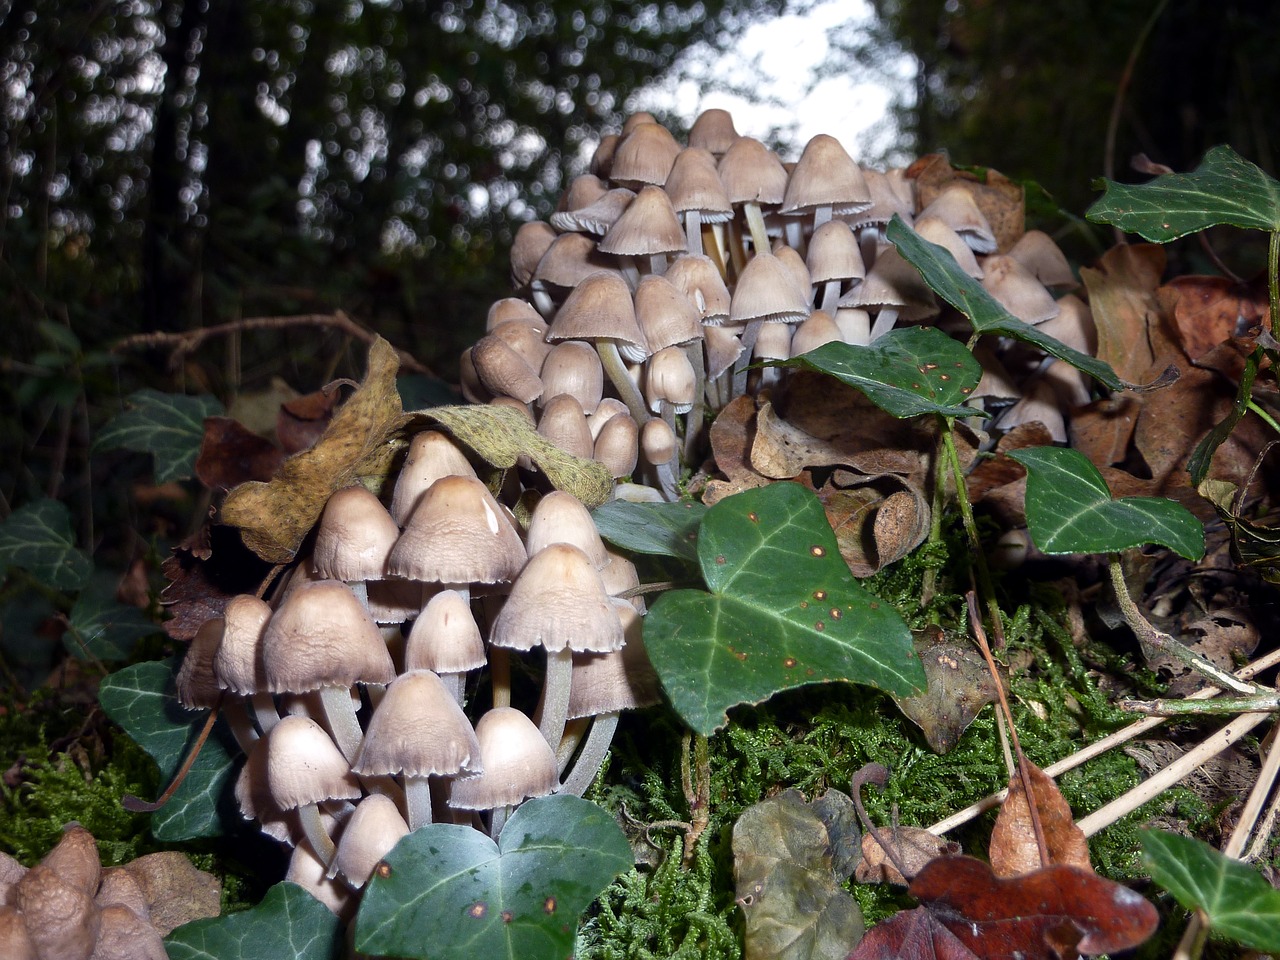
[312,485,400,582]
[214,594,273,695]
[730,252,810,325]
[780,134,871,217]
[489,543,624,654]
[718,137,788,206]
[389,475,527,585]
[598,184,687,258]
[177,616,225,710]
[353,670,481,778]
[546,271,647,352]
[266,714,361,810]
[405,589,487,674]
[448,707,558,810]
[389,431,476,525]
[262,580,395,693]
[335,794,410,888]
[525,491,609,568]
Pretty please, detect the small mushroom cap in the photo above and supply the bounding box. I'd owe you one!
[916,184,997,254]
[729,252,811,325]
[568,600,662,718]
[214,595,273,694]
[790,310,844,356]
[718,136,788,206]
[335,794,410,889]
[389,431,477,526]
[471,334,544,405]
[312,485,400,583]
[536,393,595,460]
[837,247,938,320]
[489,543,624,654]
[266,715,361,810]
[539,340,604,414]
[645,345,697,414]
[176,617,225,710]
[549,187,635,236]
[526,491,609,568]
[389,475,527,585]
[592,412,639,479]
[510,221,556,287]
[688,107,739,155]
[664,147,733,220]
[608,122,681,188]
[780,134,871,216]
[980,254,1059,324]
[262,580,394,693]
[286,842,354,919]
[634,274,704,351]
[92,904,169,960]
[665,253,731,324]
[353,670,482,778]
[448,708,558,810]
[405,589,487,674]
[806,220,866,284]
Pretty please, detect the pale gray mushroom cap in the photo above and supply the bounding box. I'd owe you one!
[525,491,609,568]
[335,794,410,889]
[389,474,527,585]
[568,600,662,718]
[214,594,273,695]
[405,589,487,674]
[262,580,395,694]
[488,543,624,654]
[312,485,400,583]
[176,616,224,710]
[352,670,482,778]
[389,431,477,526]
[448,707,558,810]
[266,715,361,810]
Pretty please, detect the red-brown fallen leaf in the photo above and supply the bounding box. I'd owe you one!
[276,384,343,454]
[989,762,1091,878]
[159,523,274,641]
[1079,243,1176,385]
[906,855,1157,959]
[847,906,979,960]
[195,417,286,490]
[1158,274,1268,361]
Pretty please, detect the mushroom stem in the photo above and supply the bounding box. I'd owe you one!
[820,279,841,314]
[595,339,651,428]
[222,701,260,753]
[682,339,707,462]
[536,648,574,751]
[250,692,281,736]
[489,647,511,710]
[743,201,770,255]
[440,671,465,706]
[490,804,513,838]
[556,717,592,772]
[559,712,620,797]
[404,777,434,831]
[732,319,765,396]
[300,802,336,866]
[868,308,899,342]
[319,685,365,764]
[684,211,703,256]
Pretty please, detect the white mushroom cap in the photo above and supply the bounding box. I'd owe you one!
[266,715,361,810]
[213,595,272,695]
[405,590,487,674]
[312,485,400,583]
[489,543,624,655]
[448,708,558,810]
[525,491,609,568]
[389,431,477,526]
[352,670,481,778]
[262,580,394,694]
[335,794,410,889]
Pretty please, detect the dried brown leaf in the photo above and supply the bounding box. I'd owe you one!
[989,762,1091,878]
[194,417,285,490]
[856,828,959,886]
[1079,244,1175,385]
[892,629,999,755]
[220,338,408,563]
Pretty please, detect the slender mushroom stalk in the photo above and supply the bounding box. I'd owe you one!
[266,715,362,867]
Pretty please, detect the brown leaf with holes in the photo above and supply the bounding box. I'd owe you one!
[892,629,999,755]
[704,395,771,505]
[195,417,286,490]
[1080,244,1176,385]
[1158,274,1268,361]
[989,762,1091,878]
[856,828,959,886]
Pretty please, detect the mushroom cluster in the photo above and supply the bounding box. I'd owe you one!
[0,825,180,960]
[180,438,660,916]
[462,108,1095,501]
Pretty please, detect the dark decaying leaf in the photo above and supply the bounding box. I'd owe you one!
[1199,477,1280,582]
[160,524,274,642]
[989,761,1091,878]
[907,855,1158,959]
[93,389,226,484]
[733,789,863,960]
[847,906,979,960]
[891,628,999,754]
[1078,243,1172,387]
[195,417,286,490]
[276,385,343,454]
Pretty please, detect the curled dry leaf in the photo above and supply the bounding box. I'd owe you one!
[855,827,959,886]
[891,629,999,755]
[750,401,862,479]
[276,383,343,454]
[989,761,1091,878]
[704,395,771,505]
[1079,243,1175,386]
[733,789,864,960]
[221,337,408,563]
[1157,274,1268,361]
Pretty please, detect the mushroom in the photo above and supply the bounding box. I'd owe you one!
[388,430,476,526]
[780,133,871,234]
[353,669,482,830]
[488,542,624,752]
[212,594,280,735]
[404,589,487,704]
[334,793,410,889]
[448,707,558,836]
[311,485,401,609]
[266,715,361,865]
[261,579,395,763]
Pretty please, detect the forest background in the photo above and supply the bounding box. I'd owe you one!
[1,0,1278,737]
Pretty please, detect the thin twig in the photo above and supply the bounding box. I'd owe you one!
[928,646,1280,835]
[112,310,435,376]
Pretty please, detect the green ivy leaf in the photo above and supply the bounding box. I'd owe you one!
[64,573,162,661]
[0,498,93,590]
[355,794,631,960]
[643,483,923,736]
[1008,446,1204,560]
[1086,145,1280,241]
[782,326,982,419]
[98,659,237,840]
[592,499,706,562]
[1142,830,1280,952]
[886,216,1124,392]
[165,882,343,960]
[94,389,224,483]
